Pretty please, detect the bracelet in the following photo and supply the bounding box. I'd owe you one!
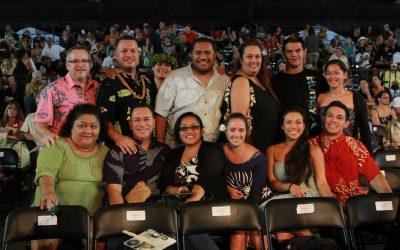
[288,183,294,192]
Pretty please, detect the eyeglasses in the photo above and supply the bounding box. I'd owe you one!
[67,59,91,64]
[179,124,201,132]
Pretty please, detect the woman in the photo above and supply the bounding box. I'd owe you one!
[370,90,397,127]
[221,38,280,152]
[371,75,390,98]
[266,107,332,242]
[160,112,228,250]
[0,101,24,140]
[31,104,108,250]
[148,53,178,90]
[223,113,268,250]
[317,59,373,153]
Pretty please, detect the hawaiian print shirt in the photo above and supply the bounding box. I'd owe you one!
[310,133,381,206]
[97,68,157,137]
[34,73,98,134]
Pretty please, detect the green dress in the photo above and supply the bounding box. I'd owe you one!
[32,138,108,215]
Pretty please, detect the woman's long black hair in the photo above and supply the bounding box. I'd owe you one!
[283,107,312,186]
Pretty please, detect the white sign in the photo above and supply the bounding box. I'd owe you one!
[126,211,146,221]
[296,204,315,214]
[38,215,57,226]
[0,152,3,157]
[385,155,396,162]
[212,206,231,216]
[375,201,393,211]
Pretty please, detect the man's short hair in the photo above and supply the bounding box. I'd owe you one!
[115,35,139,50]
[130,103,155,119]
[283,36,305,52]
[324,100,350,121]
[191,37,217,53]
[66,45,91,61]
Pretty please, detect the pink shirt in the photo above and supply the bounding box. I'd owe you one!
[34,73,99,134]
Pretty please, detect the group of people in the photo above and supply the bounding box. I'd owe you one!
[0,27,397,249]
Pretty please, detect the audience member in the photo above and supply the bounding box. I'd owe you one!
[223,112,268,250]
[317,59,373,153]
[160,112,228,250]
[24,71,46,115]
[266,107,332,243]
[31,104,108,250]
[220,38,280,152]
[35,46,98,147]
[271,36,325,133]
[103,104,170,204]
[97,36,157,154]
[310,100,391,206]
[0,101,24,140]
[370,90,397,127]
[148,53,178,90]
[155,37,229,148]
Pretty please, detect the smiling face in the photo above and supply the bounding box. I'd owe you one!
[240,45,262,77]
[152,62,172,80]
[324,63,347,90]
[115,39,141,73]
[70,114,100,149]
[130,107,154,141]
[190,41,216,74]
[226,118,247,148]
[282,112,305,141]
[66,49,92,82]
[178,116,203,146]
[323,106,349,137]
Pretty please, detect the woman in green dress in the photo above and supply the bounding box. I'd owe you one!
[31,104,108,250]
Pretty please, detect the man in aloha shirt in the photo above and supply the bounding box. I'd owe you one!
[155,37,229,148]
[34,46,98,148]
[97,36,157,155]
[310,100,392,206]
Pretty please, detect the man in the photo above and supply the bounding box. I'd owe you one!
[155,37,229,148]
[271,36,325,132]
[310,101,391,206]
[35,46,98,147]
[103,104,170,204]
[382,63,400,89]
[97,36,157,154]
[41,37,65,70]
[102,47,116,69]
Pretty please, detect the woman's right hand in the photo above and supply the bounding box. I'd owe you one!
[227,185,245,199]
[39,191,59,210]
[289,184,307,198]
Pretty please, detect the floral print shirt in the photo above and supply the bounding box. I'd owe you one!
[34,73,98,134]
[97,68,156,137]
[310,133,381,206]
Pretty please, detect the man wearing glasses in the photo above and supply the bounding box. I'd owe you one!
[97,36,157,154]
[35,46,98,147]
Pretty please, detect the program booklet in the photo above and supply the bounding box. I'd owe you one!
[122,229,176,250]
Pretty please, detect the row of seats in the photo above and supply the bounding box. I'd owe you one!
[374,150,400,192]
[3,194,400,250]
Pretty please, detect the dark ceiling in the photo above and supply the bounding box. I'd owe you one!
[1,0,399,33]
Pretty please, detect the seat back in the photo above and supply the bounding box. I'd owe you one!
[180,200,262,234]
[264,197,348,250]
[2,205,90,250]
[374,150,400,168]
[345,193,400,248]
[0,148,19,167]
[180,200,265,250]
[93,202,178,249]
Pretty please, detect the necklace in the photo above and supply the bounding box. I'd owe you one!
[116,70,146,100]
